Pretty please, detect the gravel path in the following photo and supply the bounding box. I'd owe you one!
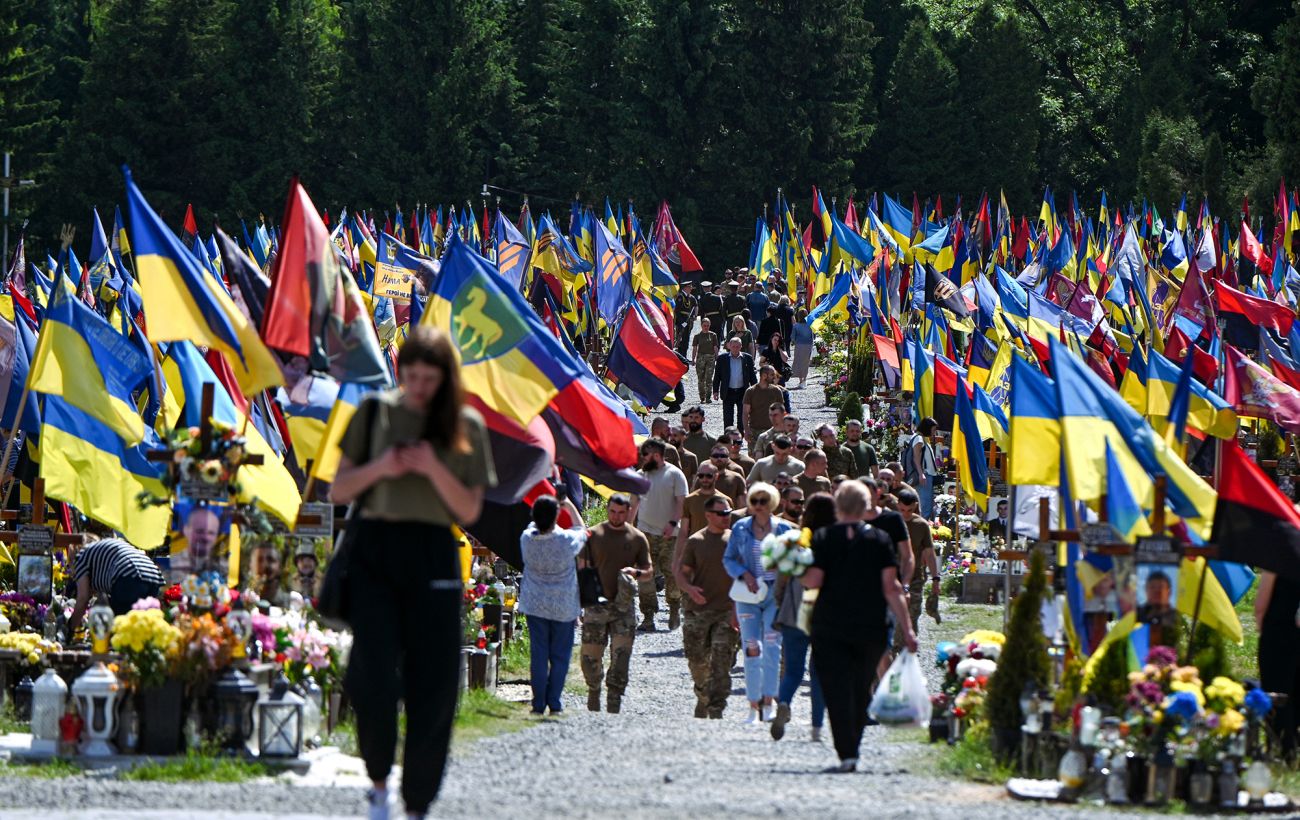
[0,365,1160,818]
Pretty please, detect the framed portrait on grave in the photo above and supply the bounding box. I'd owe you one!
[165,497,233,583]
[16,553,53,604]
[1135,537,1181,633]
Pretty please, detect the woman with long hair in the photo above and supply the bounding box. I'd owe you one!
[760,332,792,385]
[723,481,796,724]
[770,492,836,742]
[332,326,496,820]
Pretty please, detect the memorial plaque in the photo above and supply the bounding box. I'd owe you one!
[295,502,334,540]
[1278,456,1297,476]
[1080,522,1117,548]
[179,478,229,502]
[17,524,55,552]
[1135,535,1180,564]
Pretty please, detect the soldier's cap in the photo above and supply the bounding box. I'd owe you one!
[700,280,713,288]
[726,279,740,287]
[295,542,318,558]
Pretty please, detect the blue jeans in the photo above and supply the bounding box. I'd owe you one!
[918,475,935,519]
[527,615,575,713]
[736,583,782,702]
[777,626,824,727]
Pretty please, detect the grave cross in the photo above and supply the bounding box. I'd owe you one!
[144,384,265,469]
[1033,475,1220,664]
[0,477,90,551]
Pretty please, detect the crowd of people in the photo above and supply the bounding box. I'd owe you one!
[517,389,948,775]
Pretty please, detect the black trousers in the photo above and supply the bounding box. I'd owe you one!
[346,520,461,814]
[1260,620,1300,758]
[812,633,887,762]
[109,576,161,615]
[721,387,746,433]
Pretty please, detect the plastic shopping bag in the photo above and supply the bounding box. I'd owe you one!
[868,649,930,726]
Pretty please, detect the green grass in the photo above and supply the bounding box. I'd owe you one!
[933,602,1005,645]
[121,749,268,783]
[583,499,610,528]
[499,621,531,680]
[936,722,1016,784]
[1227,576,1260,681]
[453,687,530,745]
[0,702,28,734]
[327,717,359,757]
[0,758,82,778]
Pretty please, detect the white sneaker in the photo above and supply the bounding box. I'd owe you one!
[743,707,760,725]
[762,703,776,722]
[367,788,393,820]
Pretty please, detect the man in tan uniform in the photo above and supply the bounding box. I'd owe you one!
[677,494,741,719]
[580,495,652,714]
[692,318,719,404]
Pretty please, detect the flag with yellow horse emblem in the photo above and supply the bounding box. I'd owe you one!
[421,233,579,425]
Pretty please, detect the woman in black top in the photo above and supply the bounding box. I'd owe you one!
[1255,570,1300,757]
[801,480,917,772]
[760,332,792,384]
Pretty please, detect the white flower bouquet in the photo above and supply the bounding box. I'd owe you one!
[760,528,815,577]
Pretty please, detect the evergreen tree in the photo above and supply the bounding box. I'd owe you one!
[0,0,59,230]
[1254,0,1300,183]
[953,4,1043,210]
[875,17,960,198]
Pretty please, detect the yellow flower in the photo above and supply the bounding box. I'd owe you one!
[1206,676,1245,707]
[960,629,1007,646]
[1217,708,1245,735]
[1127,671,1146,684]
[1172,665,1201,685]
[1153,710,1164,724]
[798,528,812,548]
[1170,680,1206,707]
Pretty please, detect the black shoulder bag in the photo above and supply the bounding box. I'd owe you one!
[315,398,379,627]
[577,540,607,608]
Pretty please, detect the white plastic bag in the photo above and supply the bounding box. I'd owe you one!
[868,649,930,726]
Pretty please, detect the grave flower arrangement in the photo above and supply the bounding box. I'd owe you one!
[172,612,235,692]
[0,591,48,632]
[137,421,253,507]
[0,631,60,670]
[111,608,182,689]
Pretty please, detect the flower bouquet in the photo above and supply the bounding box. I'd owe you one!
[760,528,814,577]
[0,631,60,671]
[172,612,235,692]
[111,608,182,689]
[0,592,50,633]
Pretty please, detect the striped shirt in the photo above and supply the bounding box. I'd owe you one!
[74,538,165,592]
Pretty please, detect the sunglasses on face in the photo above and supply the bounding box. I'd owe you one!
[796,444,811,450]
[748,497,769,507]
[698,473,716,479]
[788,499,804,506]
[705,508,729,516]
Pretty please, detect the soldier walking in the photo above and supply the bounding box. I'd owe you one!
[579,495,652,714]
[677,494,740,719]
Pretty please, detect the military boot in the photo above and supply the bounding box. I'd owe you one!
[587,689,601,712]
[607,693,622,714]
[668,603,681,631]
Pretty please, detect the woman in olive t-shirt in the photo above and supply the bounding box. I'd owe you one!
[332,326,496,819]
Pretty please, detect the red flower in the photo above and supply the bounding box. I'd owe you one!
[275,652,286,663]
[163,584,183,603]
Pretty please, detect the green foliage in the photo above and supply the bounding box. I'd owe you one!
[984,549,1050,736]
[1085,637,1132,714]
[938,720,1016,784]
[3,0,1299,260]
[0,757,81,778]
[837,391,864,427]
[1185,621,1230,683]
[122,746,268,782]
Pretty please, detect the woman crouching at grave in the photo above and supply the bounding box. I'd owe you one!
[332,326,496,820]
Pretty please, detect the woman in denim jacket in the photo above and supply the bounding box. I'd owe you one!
[723,481,796,724]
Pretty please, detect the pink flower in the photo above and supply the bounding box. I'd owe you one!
[132,597,161,611]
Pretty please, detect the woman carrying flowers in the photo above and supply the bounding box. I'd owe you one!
[332,326,496,820]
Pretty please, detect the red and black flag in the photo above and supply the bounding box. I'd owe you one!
[1211,441,1300,581]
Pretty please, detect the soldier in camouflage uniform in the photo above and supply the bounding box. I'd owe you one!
[676,494,740,718]
[816,424,858,479]
[579,495,652,714]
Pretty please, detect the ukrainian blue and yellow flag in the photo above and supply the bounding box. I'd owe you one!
[308,382,378,484]
[125,168,282,397]
[881,194,914,262]
[1008,352,1060,486]
[39,394,171,548]
[1145,348,1236,439]
[1159,229,1190,279]
[972,382,1009,450]
[27,285,150,445]
[493,209,531,289]
[913,223,954,274]
[953,381,990,511]
[807,267,856,332]
[1052,335,1154,505]
[1120,343,1148,413]
[1105,439,1152,542]
[422,233,579,425]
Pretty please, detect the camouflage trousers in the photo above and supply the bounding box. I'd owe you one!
[639,534,681,620]
[581,574,638,698]
[892,580,927,653]
[682,607,738,714]
[696,355,715,402]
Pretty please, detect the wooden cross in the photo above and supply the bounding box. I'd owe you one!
[1033,475,1220,663]
[0,478,88,550]
[144,384,264,469]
